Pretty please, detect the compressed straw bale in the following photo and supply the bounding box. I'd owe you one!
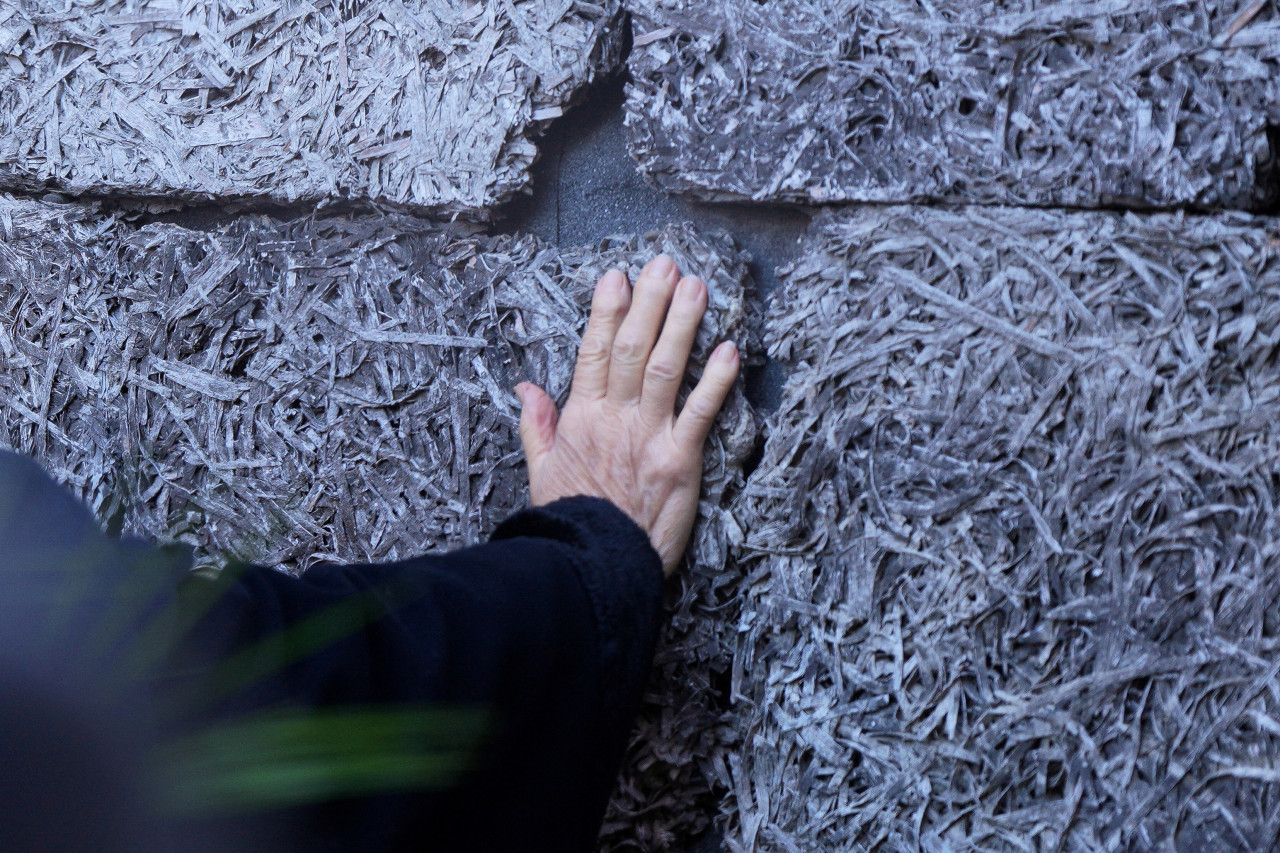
[0,0,623,217]
[727,206,1280,851]
[626,0,1280,210]
[0,193,756,849]
[0,196,130,522]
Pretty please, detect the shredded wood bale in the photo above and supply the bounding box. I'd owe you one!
[0,193,755,849]
[728,206,1280,851]
[626,0,1280,210]
[0,0,623,217]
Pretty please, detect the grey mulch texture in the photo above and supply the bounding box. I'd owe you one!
[727,206,1280,851]
[625,0,1280,210]
[0,0,622,217]
[0,194,755,850]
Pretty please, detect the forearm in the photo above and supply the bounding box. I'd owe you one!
[165,496,665,852]
[490,495,666,730]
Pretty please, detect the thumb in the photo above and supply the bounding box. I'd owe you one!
[516,382,558,463]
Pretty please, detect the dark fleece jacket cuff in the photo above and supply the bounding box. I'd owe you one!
[490,496,664,730]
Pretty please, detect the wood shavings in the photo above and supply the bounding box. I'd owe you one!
[0,0,624,217]
[625,0,1280,209]
[726,206,1280,852]
[0,193,755,849]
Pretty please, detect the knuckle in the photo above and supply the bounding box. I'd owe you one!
[658,454,690,480]
[635,280,676,307]
[684,396,718,424]
[612,336,647,364]
[650,462,679,484]
[679,311,707,334]
[644,358,682,384]
[577,333,610,363]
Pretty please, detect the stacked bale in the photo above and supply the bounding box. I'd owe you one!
[727,206,1280,851]
[626,0,1280,209]
[0,0,624,216]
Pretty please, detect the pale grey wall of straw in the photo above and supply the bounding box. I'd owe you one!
[1,1,1279,852]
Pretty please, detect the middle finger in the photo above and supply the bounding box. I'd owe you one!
[640,275,707,421]
[607,254,680,403]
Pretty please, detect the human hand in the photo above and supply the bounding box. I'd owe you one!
[515,255,740,576]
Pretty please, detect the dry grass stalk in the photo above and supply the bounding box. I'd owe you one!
[0,193,756,849]
[626,0,1280,210]
[0,0,623,217]
[727,206,1280,851]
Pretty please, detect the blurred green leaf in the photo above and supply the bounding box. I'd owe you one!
[152,705,489,816]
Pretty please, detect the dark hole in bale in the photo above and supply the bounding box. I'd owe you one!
[421,47,447,71]
[1259,124,1280,212]
[616,8,634,59]
[1045,759,1066,796]
[740,434,764,478]
[337,0,365,23]
[672,32,697,54]
[227,349,252,379]
[849,113,890,145]
[709,667,732,711]
[711,35,728,63]
[957,96,977,116]
[839,32,868,63]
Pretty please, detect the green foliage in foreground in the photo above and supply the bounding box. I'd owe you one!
[152,706,489,816]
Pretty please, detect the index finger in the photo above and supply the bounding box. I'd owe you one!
[570,269,630,401]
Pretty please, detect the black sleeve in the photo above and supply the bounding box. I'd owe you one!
[168,496,666,853]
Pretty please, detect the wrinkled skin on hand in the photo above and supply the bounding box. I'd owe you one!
[516,255,740,576]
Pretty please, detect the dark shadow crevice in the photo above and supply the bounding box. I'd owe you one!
[1257,124,1280,214]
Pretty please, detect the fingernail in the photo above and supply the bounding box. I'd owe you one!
[648,254,675,279]
[678,276,704,300]
[514,383,528,404]
[715,341,738,362]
